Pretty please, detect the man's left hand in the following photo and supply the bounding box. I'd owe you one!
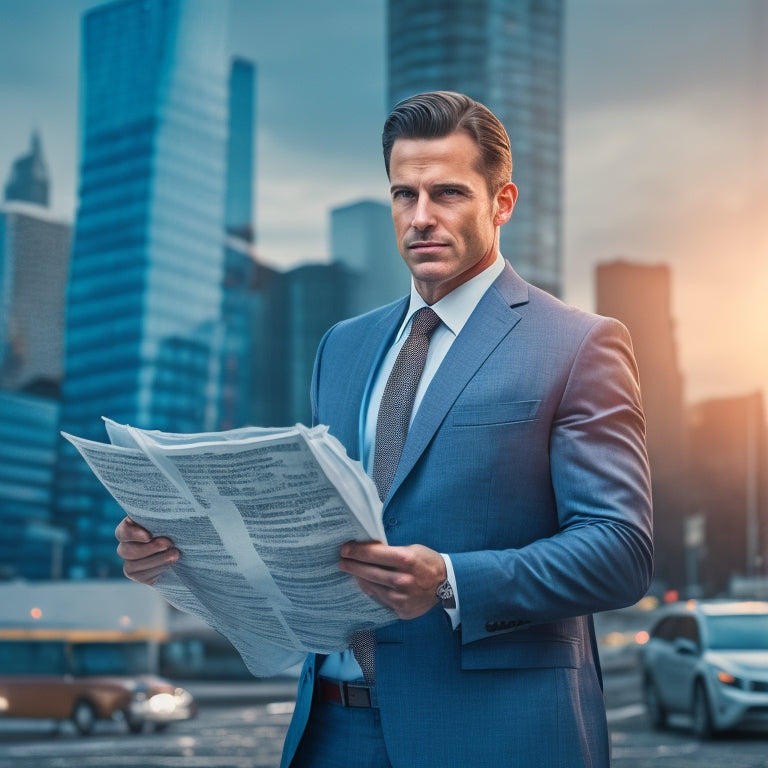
[339,541,447,620]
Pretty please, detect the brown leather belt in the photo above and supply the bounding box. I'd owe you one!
[316,676,378,708]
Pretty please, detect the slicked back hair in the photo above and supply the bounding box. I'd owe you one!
[382,91,512,195]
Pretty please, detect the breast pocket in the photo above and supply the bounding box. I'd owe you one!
[452,399,541,427]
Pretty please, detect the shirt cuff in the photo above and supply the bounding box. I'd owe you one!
[439,553,461,629]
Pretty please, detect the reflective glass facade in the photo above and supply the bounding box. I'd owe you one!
[282,263,351,426]
[240,262,352,430]
[388,0,563,296]
[225,58,256,242]
[0,204,71,393]
[331,200,410,317]
[218,241,259,431]
[0,391,67,580]
[56,0,232,576]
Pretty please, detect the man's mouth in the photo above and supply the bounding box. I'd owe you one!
[408,241,446,252]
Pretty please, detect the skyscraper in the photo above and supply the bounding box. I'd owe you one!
[55,0,237,577]
[1,134,70,580]
[596,260,687,592]
[218,239,259,431]
[220,56,258,430]
[688,393,767,596]
[331,200,409,317]
[0,202,70,394]
[225,58,256,243]
[4,132,50,207]
[388,0,564,296]
[0,390,66,580]
[279,262,351,426]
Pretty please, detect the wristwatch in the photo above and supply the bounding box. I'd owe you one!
[436,577,456,609]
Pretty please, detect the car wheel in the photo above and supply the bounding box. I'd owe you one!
[125,710,145,734]
[643,676,667,729]
[692,680,715,739]
[72,699,97,736]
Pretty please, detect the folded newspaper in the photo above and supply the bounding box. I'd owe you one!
[62,420,396,677]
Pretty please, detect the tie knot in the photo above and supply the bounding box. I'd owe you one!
[410,307,441,338]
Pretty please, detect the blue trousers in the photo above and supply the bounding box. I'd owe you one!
[289,697,393,768]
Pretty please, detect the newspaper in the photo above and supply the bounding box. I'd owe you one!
[62,420,396,677]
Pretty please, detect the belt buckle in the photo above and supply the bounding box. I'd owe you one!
[318,676,377,708]
[344,682,373,708]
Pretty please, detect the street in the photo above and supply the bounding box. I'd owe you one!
[1,668,767,768]
[605,667,768,767]
[0,700,292,767]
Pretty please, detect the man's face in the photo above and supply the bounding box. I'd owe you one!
[389,131,517,305]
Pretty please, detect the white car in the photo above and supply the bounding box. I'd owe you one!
[641,600,768,737]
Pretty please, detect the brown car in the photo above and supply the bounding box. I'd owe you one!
[0,639,196,735]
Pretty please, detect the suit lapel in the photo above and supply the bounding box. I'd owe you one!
[385,263,529,503]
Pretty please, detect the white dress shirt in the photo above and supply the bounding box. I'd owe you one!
[320,253,505,680]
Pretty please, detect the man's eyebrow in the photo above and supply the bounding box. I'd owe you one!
[434,181,473,192]
[389,181,474,193]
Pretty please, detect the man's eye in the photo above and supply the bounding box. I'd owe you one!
[393,190,413,200]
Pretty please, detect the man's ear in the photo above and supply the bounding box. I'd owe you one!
[493,182,518,227]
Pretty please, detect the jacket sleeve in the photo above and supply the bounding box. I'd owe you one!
[451,316,654,644]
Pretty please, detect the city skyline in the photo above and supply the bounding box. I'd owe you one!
[0,0,766,407]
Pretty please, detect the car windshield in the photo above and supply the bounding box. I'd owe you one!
[705,614,768,650]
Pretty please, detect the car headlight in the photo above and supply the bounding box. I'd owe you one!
[148,693,177,715]
[716,670,744,688]
[173,688,193,706]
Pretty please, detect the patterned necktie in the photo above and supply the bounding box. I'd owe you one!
[372,306,442,501]
[351,306,442,684]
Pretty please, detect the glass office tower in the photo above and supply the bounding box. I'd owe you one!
[1,137,71,580]
[56,0,232,576]
[4,132,50,207]
[388,0,564,296]
[0,391,65,580]
[331,200,409,317]
[0,203,71,394]
[225,58,256,243]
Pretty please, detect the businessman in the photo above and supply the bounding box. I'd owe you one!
[117,91,653,767]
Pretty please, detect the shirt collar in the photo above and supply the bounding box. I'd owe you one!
[396,252,505,341]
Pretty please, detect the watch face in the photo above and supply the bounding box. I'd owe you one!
[436,578,455,608]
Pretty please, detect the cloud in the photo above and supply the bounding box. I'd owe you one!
[2,0,764,404]
[563,0,766,403]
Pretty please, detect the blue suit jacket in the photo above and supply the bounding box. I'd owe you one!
[281,263,653,768]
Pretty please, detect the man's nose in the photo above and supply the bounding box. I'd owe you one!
[411,194,436,230]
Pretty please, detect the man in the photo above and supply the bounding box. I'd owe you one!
[117,91,653,767]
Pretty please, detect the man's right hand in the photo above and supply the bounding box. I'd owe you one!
[115,517,179,585]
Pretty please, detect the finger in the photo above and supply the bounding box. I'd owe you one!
[115,517,152,543]
[354,577,390,604]
[340,557,409,590]
[124,562,170,586]
[352,576,428,620]
[116,536,177,562]
[122,548,180,585]
[340,540,399,567]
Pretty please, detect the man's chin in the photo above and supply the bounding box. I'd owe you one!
[409,264,449,284]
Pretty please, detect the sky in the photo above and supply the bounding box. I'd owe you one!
[0,0,766,407]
